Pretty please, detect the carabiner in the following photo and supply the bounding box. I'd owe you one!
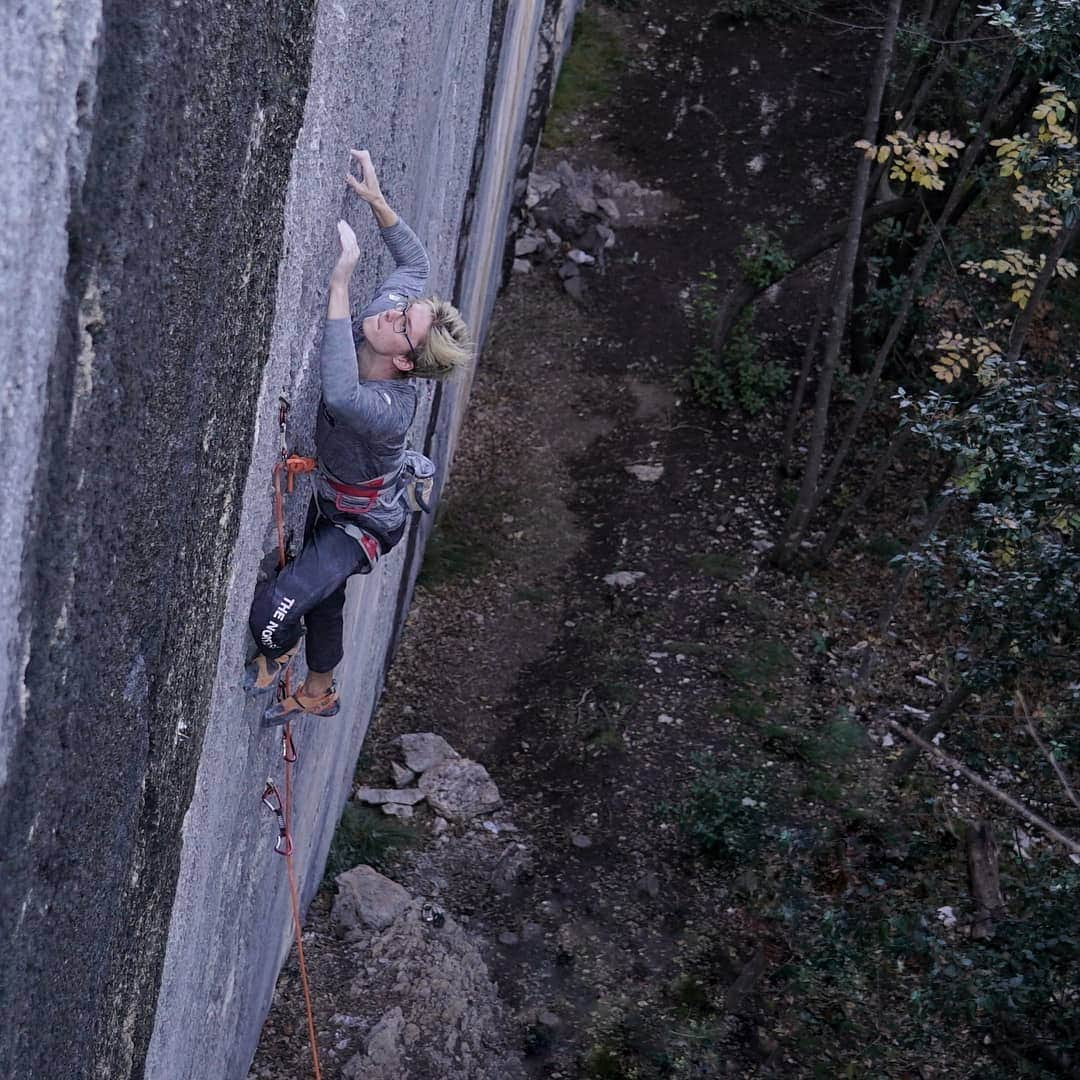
[261,780,283,815]
[274,827,294,857]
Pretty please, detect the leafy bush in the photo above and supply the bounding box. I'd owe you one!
[738,225,795,288]
[689,273,790,415]
[899,374,1080,691]
[664,761,768,861]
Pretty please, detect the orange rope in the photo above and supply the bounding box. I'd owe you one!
[281,710,322,1080]
[267,433,323,1077]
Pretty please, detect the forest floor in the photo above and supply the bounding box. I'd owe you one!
[250,3,1065,1078]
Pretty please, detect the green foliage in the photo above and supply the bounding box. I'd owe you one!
[545,9,626,148]
[888,857,1080,1076]
[664,761,767,861]
[687,550,743,581]
[688,274,790,415]
[322,803,415,887]
[898,373,1080,690]
[724,690,767,721]
[763,715,865,766]
[978,0,1080,95]
[738,225,796,288]
[582,1043,635,1079]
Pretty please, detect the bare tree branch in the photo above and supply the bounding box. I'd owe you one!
[1017,691,1080,814]
[887,720,1080,855]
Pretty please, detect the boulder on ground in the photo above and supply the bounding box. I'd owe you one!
[419,758,501,822]
[396,732,460,774]
[333,866,411,934]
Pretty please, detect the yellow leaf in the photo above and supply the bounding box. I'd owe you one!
[877,145,891,163]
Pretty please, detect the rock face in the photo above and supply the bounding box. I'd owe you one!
[0,1,581,1077]
[419,758,503,822]
[343,901,524,1080]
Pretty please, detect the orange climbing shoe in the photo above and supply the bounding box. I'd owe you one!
[262,681,341,725]
[243,640,302,695]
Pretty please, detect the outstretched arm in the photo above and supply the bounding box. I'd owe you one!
[322,220,403,435]
[347,148,429,309]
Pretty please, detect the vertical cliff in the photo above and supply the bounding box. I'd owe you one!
[0,1,577,1077]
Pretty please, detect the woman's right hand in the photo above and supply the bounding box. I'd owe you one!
[330,219,360,288]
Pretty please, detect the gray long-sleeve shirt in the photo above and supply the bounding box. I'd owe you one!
[315,218,430,543]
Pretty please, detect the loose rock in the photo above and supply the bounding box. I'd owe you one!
[341,1006,406,1080]
[603,570,645,588]
[636,871,661,898]
[563,275,586,303]
[346,902,522,1080]
[333,866,412,934]
[514,234,544,256]
[391,762,416,788]
[491,843,533,895]
[419,758,502,822]
[625,463,664,482]
[355,786,426,806]
[396,732,460,774]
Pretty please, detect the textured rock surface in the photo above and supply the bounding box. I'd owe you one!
[0,0,580,1077]
[355,786,427,806]
[333,867,413,934]
[396,731,461,774]
[346,901,524,1080]
[419,758,502,821]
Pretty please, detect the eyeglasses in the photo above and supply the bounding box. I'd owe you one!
[391,300,416,357]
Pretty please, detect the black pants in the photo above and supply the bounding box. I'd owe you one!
[248,500,382,673]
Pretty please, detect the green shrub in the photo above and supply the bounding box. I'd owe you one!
[322,803,415,887]
[664,761,767,862]
[688,273,790,415]
[738,225,795,288]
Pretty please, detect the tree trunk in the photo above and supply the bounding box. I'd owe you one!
[773,0,904,569]
[967,819,1005,940]
[1005,219,1080,365]
[891,682,972,780]
[778,256,839,476]
[797,60,1017,533]
[813,426,912,560]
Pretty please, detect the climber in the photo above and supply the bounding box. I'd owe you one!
[245,149,473,721]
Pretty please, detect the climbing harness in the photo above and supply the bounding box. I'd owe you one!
[315,448,437,519]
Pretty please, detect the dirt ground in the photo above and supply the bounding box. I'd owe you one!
[248,2,984,1077]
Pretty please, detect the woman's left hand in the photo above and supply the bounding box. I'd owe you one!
[330,219,360,288]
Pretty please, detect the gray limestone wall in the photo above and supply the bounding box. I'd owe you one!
[0,1,577,1078]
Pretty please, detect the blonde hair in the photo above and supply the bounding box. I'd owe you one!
[410,297,472,380]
